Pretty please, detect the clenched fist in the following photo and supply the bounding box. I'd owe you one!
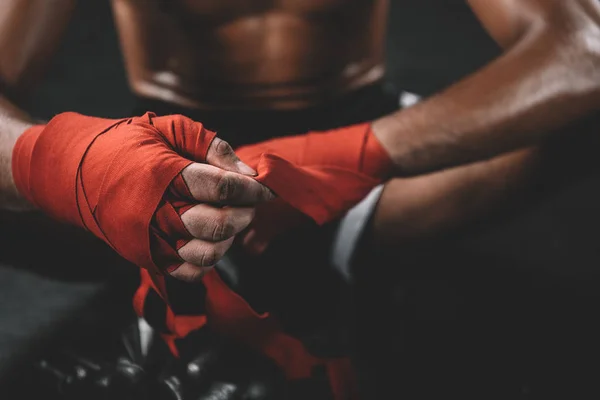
[12,112,273,281]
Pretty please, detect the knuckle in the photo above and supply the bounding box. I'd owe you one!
[213,138,234,157]
[169,266,193,283]
[188,268,205,283]
[172,267,204,283]
[200,247,219,267]
[182,165,202,191]
[175,272,194,283]
[213,213,235,241]
[180,212,193,232]
[262,185,275,201]
[237,209,255,231]
[215,172,237,202]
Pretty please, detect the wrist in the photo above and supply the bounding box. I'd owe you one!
[372,88,431,178]
[362,121,396,179]
[9,124,44,211]
[1,121,37,211]
[371,115,404,174]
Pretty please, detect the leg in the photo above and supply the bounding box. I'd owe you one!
[350,148,541,399]
[353,127,600,398]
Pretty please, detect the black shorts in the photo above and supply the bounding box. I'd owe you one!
[132,82,400,148]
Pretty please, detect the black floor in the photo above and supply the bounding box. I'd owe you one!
[2,1,600,398]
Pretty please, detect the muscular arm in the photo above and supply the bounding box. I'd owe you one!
[367,0,600,246]
[373,0,600,175]
[0,0,76,210]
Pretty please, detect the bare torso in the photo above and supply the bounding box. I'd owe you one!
[111,0,388,109]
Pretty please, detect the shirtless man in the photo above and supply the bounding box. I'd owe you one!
[1,0,600,399]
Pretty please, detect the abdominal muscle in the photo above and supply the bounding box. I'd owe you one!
[111,0,388,110]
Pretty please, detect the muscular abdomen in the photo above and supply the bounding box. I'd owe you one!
[111,0,387,110]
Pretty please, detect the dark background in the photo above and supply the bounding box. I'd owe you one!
[2,0,600,398]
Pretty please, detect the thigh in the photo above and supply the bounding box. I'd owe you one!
[352,121,600,398]
[354,242,600,399]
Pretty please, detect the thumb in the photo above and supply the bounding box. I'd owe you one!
[148,114,254,174]
[206,136,257,176]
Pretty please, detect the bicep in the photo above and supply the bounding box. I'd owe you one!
[0,0,77,94]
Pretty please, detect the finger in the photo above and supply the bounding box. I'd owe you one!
[178,237,235,267]
[181,163,275,205]
[181,205,255,241]
[168,262,211,283]
[206,136,256,176]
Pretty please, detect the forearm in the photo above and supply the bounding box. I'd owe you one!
[0,95,34,210]
[373,10,600,176]
[371,147,540,247]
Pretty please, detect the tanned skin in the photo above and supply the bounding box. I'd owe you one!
[1,0,600,253]
[371,0,600,245]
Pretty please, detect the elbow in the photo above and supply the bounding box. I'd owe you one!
[557,16,600,99]
[518,4,600,99]
[514,1,600,51]
[566,16,600,67]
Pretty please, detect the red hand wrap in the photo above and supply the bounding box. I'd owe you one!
[136,123,391,400]
[14,114,390,400]
[237,123,393,253]
[12,112,216,279]
[236,122,392,178]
